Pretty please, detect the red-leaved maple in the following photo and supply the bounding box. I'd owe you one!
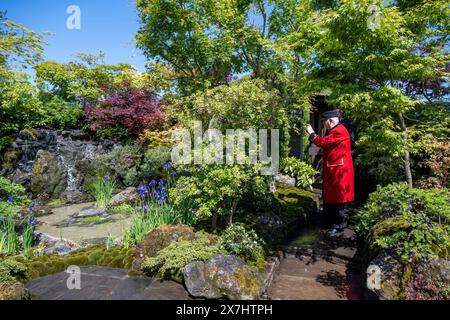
[83,82,166,137]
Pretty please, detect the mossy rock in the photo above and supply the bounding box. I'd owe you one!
[19,128,38,141]
[31,150,67,198]
[273,182,315,221]
[0,148,19,171]
[131,224,196,273]
[0,281,30,300]
[366,216,412,261]
[3,245,133,283]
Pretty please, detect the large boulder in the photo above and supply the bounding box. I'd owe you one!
[366,249,404,300]
[109,187,139,207]
[131,224,196,272]
[184,254,264,300]
[35,232,80,255]
[0,282,30,300]
[31,150,67,198]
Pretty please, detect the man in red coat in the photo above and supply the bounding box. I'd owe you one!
[306,110,354,235]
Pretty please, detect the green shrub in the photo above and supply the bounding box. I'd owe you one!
[0,259,28,282]
[281,157,318,190]
[138,145,171,179]
[0,177,31,207]
[36,96,83,129]
[103,145,143,186]
[356,183,450,263]
[170,163,269,229]
[142,232,221,283]
[218,224,265,264]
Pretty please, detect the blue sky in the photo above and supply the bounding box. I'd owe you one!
[2,0,147,74]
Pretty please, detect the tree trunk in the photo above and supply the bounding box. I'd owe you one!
[211,212,218,230]
[228,199,238,225]
[398,113,413,187]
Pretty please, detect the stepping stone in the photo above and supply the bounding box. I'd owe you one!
[26,266,192,300]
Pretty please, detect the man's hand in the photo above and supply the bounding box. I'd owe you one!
[306,124,315,135]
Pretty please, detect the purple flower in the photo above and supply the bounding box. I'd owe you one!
[158,179,165,187]
[28,203,35,212]
[143,203,148,213]
[169,170,176,176]
[163,162,172,170]
[149,179,157,187]
[6,196,14,203]
[28,216,37,226]
[152,189,160,198]
[137,184,148,198]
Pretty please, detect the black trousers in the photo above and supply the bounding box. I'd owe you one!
[323,203,346,227]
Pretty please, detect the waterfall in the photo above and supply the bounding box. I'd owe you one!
[55,137,77,192]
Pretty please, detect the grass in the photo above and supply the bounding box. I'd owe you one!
[0,214,18,254]
[93,176,115,209]
[22,222,34,257]
[121,202,181,248]
[108,204,136,215]
[80,216,103,224]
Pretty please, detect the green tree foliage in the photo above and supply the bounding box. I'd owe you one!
[135,0,291,98]
[0,11,45,70]
[273,0,449,186]
[170,163,269,229]
[35,52,138,104]
[0,12,45,150]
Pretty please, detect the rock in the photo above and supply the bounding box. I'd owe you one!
[2,129,119,202]
[184,254,264,300]
[74,206,107,218]
[184,262,221,299]
[69,130,91,141]
[275,173,296,187]
[35,231,80,255]
[31,150,67,198]
[44,241,79,255]
[255,212,286,245]
[60,190,92,204]
[17,205,52,218]
[0,282,30,300]
[19,128,37,141]
[430,259,450,282]
[131,224,196,272]
[366,249,404,300]
[109,187,139,207]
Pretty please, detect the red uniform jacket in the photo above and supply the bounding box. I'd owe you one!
[312,124,354,204]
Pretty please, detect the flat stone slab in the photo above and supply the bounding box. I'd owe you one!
[26,266,192,300]
[36,203,132,244]
[268,226,363,300]
[74,207,107,218]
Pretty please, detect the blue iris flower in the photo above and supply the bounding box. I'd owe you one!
[149,179,157,187]
[163,162,172,170]
[28,216,37,226]
[143,203,148,213]
[137,183,148,198]
[152,189,160,198]
[158,179,165,187]
[6,196,14,203]
[169,170,176,176]
[28,203,35,212]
